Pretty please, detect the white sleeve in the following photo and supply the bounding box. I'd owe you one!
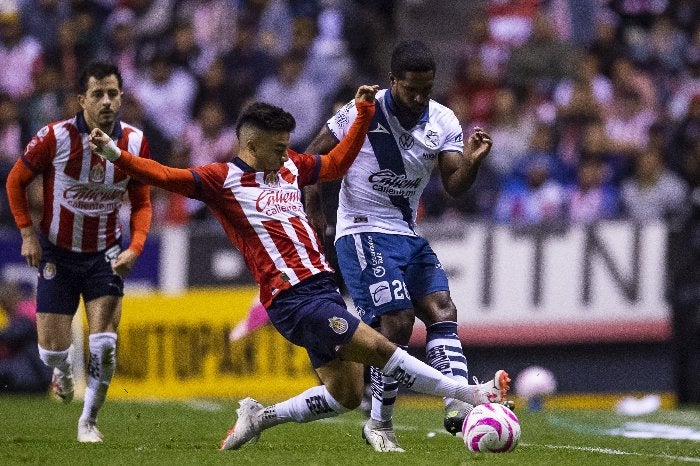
[441,110,465,154]
[326,99,358,142]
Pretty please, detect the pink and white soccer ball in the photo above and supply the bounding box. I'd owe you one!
[462,403,521,453]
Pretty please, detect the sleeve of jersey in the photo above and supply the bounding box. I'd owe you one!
[6,159,36,229]
[441,111,465,153]
[317,100,375,182]
[113,150,197,197]
[5,128,54,229]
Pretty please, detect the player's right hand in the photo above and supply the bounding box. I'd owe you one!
[355,85,379,103]
[89,128,121,162]
[20,227,41,268]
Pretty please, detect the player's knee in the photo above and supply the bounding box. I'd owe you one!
[380,309,415,344]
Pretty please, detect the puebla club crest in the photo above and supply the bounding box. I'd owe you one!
[425,129,439,148]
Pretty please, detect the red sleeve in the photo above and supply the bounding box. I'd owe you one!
[7,125,57,229]
[287,149,320,188]
[126,182,151,255]
[23,125,57,172]
[6,159,36,229]
[317,100,375,182]
[113,150,197,197]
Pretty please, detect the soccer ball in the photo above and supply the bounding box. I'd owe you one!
[462,403,521,453]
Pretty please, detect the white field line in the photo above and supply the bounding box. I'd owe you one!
[520,443,700,463]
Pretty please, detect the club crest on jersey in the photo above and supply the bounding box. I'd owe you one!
[264,171,279,186]
[43,262,56,280]
[399,133,414,150]
[425,130,439,148]
[89,163,106,183]
[328,316,349,334]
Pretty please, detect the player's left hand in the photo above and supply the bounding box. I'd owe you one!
[89,128,121,161]
[112,248,138,278]
[465,127,492,162]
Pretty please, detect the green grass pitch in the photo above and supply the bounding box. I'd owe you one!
[1,395,698,465]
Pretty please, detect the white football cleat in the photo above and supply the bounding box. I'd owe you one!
[473,370,510,405]
[220,398,263,450]
[51,367,74,403]
[77,419,103,443]
[362,419,405,453]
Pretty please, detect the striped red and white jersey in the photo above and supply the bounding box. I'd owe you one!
[192,151,333,307]
[22,112,150,253]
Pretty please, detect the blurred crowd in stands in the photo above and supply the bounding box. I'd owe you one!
[0,0,697,229]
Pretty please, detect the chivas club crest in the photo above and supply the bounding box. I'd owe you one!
[328,316,349,334]
[89,162,106,183]
[43,262,56,280]
[264,171,279,186]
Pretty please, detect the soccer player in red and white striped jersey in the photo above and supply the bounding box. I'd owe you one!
[90,85,509,451]
[6,62,151,443]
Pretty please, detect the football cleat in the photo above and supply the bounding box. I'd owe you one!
[443,401,473,436]
[220,398,263,450]
[473,370,510,405]
[502,399,516,412]
[77,419,103,443]
[362,419,405,453]
[51,367,74,403]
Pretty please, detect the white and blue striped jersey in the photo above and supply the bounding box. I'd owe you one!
[326,89,464,239]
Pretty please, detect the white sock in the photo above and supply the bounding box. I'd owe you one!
[369,344,406,423]
[259,385,349,430]
[80,332,117,423]
[38,346,71,373]
[426,322,469,408]
[381,347,478,405]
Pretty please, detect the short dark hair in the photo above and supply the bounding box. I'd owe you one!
[235,102,296,137]
[78,61,123,93]
[390,40,436,79]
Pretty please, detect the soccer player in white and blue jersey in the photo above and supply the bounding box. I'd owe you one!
[305,40,509,452]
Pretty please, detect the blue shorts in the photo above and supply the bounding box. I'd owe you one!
[335,232,449,326]
[36,237,124,315]
[266,273,360,369]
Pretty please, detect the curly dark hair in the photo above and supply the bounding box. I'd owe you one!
[390,40,436,79]
[235,102,296,137]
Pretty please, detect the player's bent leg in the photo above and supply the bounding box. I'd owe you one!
[221,360,364,451]
[36,313,75,403]
[338,322,510,406]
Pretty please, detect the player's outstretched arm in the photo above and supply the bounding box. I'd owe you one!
[317,84,378,182]
[89,128,197,197]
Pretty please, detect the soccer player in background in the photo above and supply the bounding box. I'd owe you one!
[304,40,498,451]
[5,62,152,443]
[88,84,509,451]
